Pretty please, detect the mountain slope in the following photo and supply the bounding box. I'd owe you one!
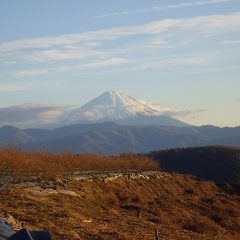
[61,90,188,127]
[0,126,35,144]
[2,173,240,240]
[16,124,240,154]
[1,124,240,154]
[22,124,209,154]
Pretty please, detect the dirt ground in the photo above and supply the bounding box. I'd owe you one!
[1,173,240,240]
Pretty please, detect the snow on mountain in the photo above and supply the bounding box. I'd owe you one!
[61,90,188,127]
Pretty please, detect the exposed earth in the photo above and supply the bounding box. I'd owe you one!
[1,172,240,240]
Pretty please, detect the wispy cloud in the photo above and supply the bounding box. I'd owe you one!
[56,57,128,73]
[0,102,207,128]
[3,61,16,66]
[221,40,240,45]
[14,58,128,77]
[130,50,224,70]
[166,109,207,118]
[1,11,240,78]
[1,11,240,54]
[15,69,49,78]
[88,49,240,76]
[13,49,238,78]
[141,53,216,69]
[150,40,173,48]
[22,48,103,62]
[0,104,67,127]
[71,58,128,69]
[95,0,237,18]
[0,83,31,92]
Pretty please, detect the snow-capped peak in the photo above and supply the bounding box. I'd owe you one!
[81,90,132,108]
[61,90,187,127]
[62,90,168,124]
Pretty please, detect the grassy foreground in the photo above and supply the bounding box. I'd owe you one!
[1,174,240,240]
[0,147,159,174]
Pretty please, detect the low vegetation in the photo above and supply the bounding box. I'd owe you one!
[0,147,159,175]
[1,174,240,239]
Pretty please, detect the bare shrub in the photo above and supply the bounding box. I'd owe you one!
[0,147,159,176]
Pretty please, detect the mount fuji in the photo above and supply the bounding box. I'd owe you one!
[61,90,188,127]
[1,91,240,153]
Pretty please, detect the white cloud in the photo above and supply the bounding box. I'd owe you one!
[137,52,218,69]
[74,58,128,69]
[138,100,171,112]
[15,69,49,78]
[11,48,240,78]
[95,0,237,18]
[150,40,173,48]
[90,50,233,75]
[0,83,30,92]
[163,109,208,121]
[3,61,16,65]
[23,48,103,62]
[221,40,240,45]
[0,102,207,128]
[0,104,67,127]
[1,12,240,54]
[1,11,240,78]
[13,58,128,78]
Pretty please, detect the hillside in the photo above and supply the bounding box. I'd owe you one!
[1,148,240,239]
[148,146,240,183]
[1,124,240,154]
[0,148,159,174]
[1,173,240,240]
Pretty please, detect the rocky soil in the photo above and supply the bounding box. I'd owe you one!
[1,172,240,240]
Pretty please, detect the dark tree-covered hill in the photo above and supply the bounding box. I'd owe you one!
[148,146,240,183]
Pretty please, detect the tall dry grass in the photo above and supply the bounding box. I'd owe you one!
[0,147,159,175]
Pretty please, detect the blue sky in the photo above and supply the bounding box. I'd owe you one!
[0,0,240,127]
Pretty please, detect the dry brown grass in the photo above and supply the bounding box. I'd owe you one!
[0,147,159,175]
[1,174,240,239]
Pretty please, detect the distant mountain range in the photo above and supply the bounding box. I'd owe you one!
[0,90,239,154]
[0,123,240,154]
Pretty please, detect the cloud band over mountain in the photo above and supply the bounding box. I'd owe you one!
[0,104,67,128]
